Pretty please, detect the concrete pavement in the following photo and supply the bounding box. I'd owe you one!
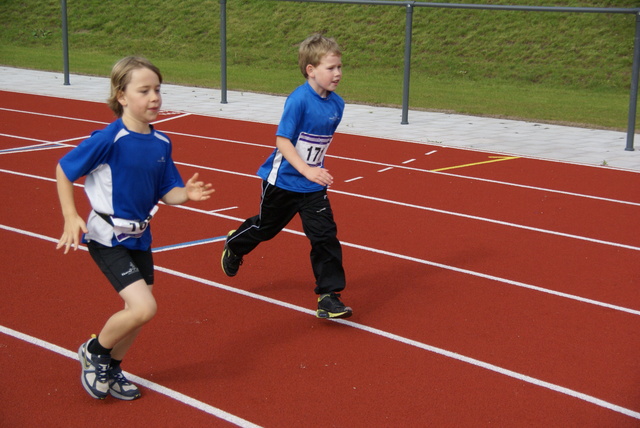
[1,66,639,171]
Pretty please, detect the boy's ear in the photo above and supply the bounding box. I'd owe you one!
[305,64,314,77]
[117,90,127,107]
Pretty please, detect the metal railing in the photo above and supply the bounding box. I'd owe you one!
[217,0,640,151]
[59,1,640,150]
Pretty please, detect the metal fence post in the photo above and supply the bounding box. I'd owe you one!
[61,0,70,85]
[626,12,640,151]
[220,0,228,104]
[401,2,413,125]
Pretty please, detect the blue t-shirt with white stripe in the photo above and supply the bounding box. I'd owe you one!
[257,82,344,193]
[59,118,184,250]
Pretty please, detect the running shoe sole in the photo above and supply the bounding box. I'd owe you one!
[316,308,353,319]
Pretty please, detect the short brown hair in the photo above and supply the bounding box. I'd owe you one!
[298,34,341,79]
[107,56,163,117]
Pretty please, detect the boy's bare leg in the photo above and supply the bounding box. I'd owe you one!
[97,280,156,351]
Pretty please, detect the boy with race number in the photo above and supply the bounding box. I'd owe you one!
[221,34,352,319]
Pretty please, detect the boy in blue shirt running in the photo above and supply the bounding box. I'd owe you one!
[56,56,214,400]
[221,34,352,319]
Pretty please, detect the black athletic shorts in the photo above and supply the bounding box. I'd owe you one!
[87,241,154,292]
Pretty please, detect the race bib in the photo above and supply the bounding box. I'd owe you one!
[296,132,332,167]
[111,205,159,242]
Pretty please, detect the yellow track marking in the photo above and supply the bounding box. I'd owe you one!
[430,156,520,172]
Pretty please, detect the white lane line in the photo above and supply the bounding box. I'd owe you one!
[344,176,363,183]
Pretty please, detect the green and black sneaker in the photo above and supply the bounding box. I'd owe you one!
[316,293,352,319]
[221,230,243,277]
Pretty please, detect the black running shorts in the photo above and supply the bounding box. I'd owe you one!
[87,241,154,292]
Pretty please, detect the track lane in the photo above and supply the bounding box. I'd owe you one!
[2,92,640,426]
[2,171,639,418]
[1,227,639,425]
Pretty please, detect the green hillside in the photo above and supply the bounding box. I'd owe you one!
[1,0,639,129]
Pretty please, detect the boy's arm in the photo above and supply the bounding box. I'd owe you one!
[56,163,88,254]
[276,136,333,186]
[161,172,214,205]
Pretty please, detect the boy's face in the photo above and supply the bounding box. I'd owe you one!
[118,67,162,132]
[307,53,342,98]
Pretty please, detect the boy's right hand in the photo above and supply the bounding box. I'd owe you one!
[56,215,88,254]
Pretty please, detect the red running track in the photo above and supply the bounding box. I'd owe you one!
[1,91,639,427]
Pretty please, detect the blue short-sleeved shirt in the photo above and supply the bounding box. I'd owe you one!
[59,118,184,250]
[257,82,344,193]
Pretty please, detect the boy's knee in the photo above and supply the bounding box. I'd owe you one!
[142,301,158,322]
[132,300,157,324]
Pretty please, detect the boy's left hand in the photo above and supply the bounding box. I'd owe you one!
[185,173,214,201]
[304,166,334,187]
